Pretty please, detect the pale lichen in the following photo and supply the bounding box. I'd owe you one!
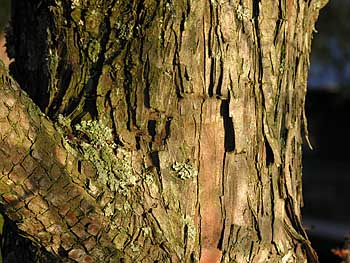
[115,21,134,41]
[171,161,197,180]
[130,242,140,253]
[57,114,71,129]
[87,39,101,63]
[236,4,249,21]
[210,0,218,8]
[74,120,135,196]
[75,119,115,148]
[181,216,196,240]
[104,203,115,217]
[71,0,80,9]
[142,170,154,185]
[123,202,131,212]
[141,226,152,237]
[279,58,286,74]
[56,117,137,203]
[165,0,176,18]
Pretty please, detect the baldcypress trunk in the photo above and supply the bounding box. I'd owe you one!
[1,0,327,262]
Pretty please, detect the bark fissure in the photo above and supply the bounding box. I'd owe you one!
[220,99,235,152]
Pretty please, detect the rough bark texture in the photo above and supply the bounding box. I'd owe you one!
[1,0,327,262]
[0,33,11,66]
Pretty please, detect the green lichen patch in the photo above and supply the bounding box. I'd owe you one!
[71,0,81,9]
[75,119,115,148]
[56,117,138,205]
[142,169,154,186]
[87,39,101,63]
[171,161,197,180]
[57,114,71,130]
[74,119,136,197]
[181,216,196,241]
[236,4,249,21]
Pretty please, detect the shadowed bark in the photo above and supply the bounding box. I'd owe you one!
[1,0,328,262]
[0,65,128,262]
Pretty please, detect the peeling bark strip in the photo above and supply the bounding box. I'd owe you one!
[2,0,328,262]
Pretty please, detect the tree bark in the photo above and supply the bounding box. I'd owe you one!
[1,0,328,262]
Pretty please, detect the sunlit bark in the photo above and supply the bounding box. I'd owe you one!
[1,0,328,262]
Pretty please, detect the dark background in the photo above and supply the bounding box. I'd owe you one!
[303,1,350,262]
[0,0,10,33]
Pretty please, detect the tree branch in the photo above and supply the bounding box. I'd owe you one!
[0,61,123,262]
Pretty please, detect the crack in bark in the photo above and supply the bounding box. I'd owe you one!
[220,99,235,153]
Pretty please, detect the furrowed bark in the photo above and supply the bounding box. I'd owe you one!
[0,64,130,262]
[2,0,328,262]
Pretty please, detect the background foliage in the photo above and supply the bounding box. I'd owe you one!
[0,0,10,33]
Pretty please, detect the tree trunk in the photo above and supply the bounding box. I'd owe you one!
[1,0,327,262]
